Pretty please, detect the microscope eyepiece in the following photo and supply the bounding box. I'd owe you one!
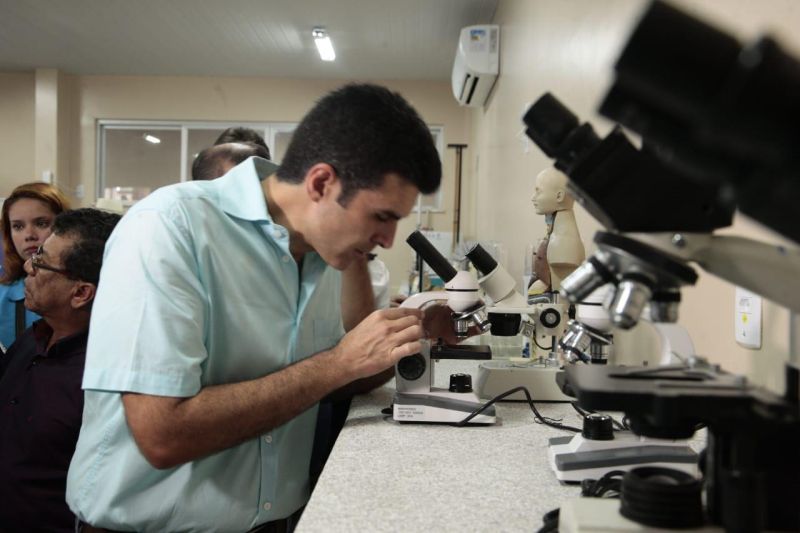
[406,231,457,283]
[465,243,498,277]
[523,92,602,174]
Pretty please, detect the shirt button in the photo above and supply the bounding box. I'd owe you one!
[263,502,272,511]
[282,255,290,263]
[273,230,282,238]
[264,435,272,444]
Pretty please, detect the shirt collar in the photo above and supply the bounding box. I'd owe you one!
[217,156,281,223]
[32,319,89,359]
[5,278,25,301]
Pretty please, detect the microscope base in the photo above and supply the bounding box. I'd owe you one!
[558,498,722,532]
[393,389,496,424]
[476,360,573,401]
[548,433,698,482]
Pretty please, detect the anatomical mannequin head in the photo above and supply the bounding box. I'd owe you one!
[531,167,574,215]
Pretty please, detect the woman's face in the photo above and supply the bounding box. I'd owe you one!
[7,198,57,260]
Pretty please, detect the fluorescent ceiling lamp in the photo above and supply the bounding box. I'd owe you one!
[143,134,161,144]
[312,27,336,61]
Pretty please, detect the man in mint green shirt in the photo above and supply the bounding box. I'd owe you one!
[66,84,443,532]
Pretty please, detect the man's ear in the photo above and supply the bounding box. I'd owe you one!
[71,282,97,311]
[305,163,338,202]
[555,189,565,203]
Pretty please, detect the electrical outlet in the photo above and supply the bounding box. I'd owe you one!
[735,287,762,349]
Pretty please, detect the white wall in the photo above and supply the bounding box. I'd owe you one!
[468,0,800,389]
[0,72,35,187]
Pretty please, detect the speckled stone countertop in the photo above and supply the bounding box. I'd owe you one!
[296,361,588,532]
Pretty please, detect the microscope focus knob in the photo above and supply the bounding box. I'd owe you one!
[397,354,427,381]
[448,373,473,393]
[540,308,562,329]
[582,413,614,440]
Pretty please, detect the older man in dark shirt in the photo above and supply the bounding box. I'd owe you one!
[0,208,119,532]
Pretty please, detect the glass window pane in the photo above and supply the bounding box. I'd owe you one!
[417,128,443,210]
[104,129,181,194]
[272,130,295,163]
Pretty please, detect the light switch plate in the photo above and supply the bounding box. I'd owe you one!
[735,287,762,349]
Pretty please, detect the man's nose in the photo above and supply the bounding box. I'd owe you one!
[374,221,397,249]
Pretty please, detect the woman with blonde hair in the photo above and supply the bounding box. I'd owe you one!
[1,182,70,349]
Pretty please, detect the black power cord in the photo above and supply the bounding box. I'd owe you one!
[581,470,625,498]
[453,386,581,431]
[537,470,625,533]
[383,386,582,432]
[570,402,630,431]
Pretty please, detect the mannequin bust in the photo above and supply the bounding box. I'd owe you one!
[528,167,585,294]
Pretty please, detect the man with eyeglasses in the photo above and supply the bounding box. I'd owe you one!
[0,208,120,532]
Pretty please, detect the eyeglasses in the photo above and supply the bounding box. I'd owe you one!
[30,245,72,277]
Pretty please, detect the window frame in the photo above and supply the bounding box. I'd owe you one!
[96,120,445,211]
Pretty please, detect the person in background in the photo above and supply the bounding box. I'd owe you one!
[191,142,271,181]
[0,208,120,532]
[67,83,445,533]
[0,182,70,351]
[215,126,272,159]
[0,198,4,275]
[367,253,391,310]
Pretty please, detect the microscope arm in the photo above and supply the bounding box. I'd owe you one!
[400,292,449,310]
[651,322,695,365]
[635,233,800,313]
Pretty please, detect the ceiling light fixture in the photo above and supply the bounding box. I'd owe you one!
[312,27,336,62]
[143,134,161,144]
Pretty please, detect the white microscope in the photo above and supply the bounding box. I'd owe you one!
[475,167,598,402]
[392,231,496,424]
[468,240,576,402]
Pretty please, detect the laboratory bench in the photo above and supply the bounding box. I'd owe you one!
[296,360,591,533]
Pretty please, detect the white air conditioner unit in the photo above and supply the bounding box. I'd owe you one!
[452,25,500,107]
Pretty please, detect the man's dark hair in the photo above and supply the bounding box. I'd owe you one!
[276,84,441,205]
[52,208,121,285]
[214,127,270,159]
[192,142,270,181]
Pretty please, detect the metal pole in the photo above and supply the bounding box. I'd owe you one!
[447,144,467,247]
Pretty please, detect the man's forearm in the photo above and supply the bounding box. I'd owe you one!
[327,367,394,401]
[124,307,425,469]
[123,348,351,469]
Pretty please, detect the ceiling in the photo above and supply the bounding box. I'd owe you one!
[0,0,498,80]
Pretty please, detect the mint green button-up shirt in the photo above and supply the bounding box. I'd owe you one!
[66,158,344,532]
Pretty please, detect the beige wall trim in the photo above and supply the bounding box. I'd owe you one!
[34,68,59,184]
